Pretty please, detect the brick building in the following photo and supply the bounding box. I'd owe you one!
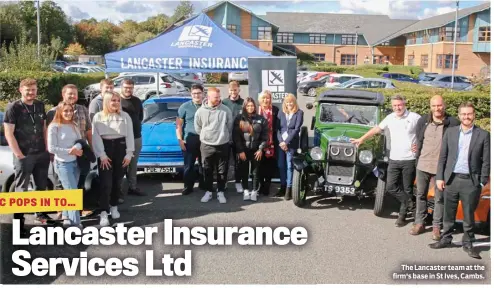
[196,1,490,77]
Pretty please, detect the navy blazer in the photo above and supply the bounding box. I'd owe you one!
[277,109,304,149]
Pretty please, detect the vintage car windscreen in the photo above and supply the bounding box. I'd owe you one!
[319,103,378,126]
[143,102,182,123]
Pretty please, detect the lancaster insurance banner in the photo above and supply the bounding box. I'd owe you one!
[247,56,298,106]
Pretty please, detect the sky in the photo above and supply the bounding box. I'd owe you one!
[24,0,491,23]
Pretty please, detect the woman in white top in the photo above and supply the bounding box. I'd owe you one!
[92,91,134,227]
[47,101,83,228]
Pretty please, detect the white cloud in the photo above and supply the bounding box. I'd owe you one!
[420,6,456,19]
[338,0,390,15]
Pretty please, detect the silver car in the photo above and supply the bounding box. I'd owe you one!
[419,74,472,91]
[334,78,396,89]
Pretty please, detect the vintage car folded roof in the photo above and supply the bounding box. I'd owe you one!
[317,89,385,106]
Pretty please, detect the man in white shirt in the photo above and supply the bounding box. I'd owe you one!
[351,95,421,227]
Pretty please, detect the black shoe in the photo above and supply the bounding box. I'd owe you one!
[463,245,481,259]
[285,187,292,200]
[276,185,286,197]
[429,241,451,249]
[262,182,271,196]
[182,188,193,195]
[128,188,146,196]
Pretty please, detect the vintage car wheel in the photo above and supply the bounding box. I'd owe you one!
[373,178,386,216]
[299,126,309,153]
[292,169,307,207]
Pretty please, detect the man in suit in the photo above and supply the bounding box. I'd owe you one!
[429,102,490,259]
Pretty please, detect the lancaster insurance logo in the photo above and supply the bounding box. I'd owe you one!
[171,25,214,49]
[261,70,289,101]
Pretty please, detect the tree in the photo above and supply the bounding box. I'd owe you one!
[132,31,155,46]
[140,14,169,34]
[64,42,87,56]
[39,1,73,46]
[171,1,194,24]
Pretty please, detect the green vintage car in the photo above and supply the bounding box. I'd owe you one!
[293,89,390,216]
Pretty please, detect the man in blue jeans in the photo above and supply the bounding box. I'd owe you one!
[176,84,206,195]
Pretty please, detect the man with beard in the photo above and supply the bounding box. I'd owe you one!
[222,81,244,193]
[409,95,460,239]
[177,84,206,195]
[194,87,233,203]
[429,102,490,259]
[46,84,94,218]
[3,78,52,232]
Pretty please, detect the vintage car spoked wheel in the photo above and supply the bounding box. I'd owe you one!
[308,88,317,97]
[373,178,386,216]
[292,169,307,207]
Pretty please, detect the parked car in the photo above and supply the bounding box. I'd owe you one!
[298,75,331,97]
[298,72,328,83]
[64,65,105,74]
[325,74,363,88]
[291,89,388,215]
[137,95,192,176]
[381,73,419,83]
[170,73,204,84]
[418,72,438,81]
[419,74,472,91]
[83,73,179,102]
[228,72,248,82]
[333,78,396,89]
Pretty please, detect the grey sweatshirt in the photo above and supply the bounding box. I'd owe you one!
[92,111,135,161]
[194,100,233,146]
[88,94,103,122]
[47,123,83,162]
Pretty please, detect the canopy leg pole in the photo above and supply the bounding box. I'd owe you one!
[157,72,160,96]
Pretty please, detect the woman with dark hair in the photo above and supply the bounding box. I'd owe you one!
[47,101,83,228]
[257,90,280,196]
[277,93,304,200]
[233,97,269,202]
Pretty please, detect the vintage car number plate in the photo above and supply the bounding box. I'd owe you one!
[144,167,176,173]
[328,185,355,194]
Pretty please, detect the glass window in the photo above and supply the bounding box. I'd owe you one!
[340,54,356,65]
[276,32,293,43]
[143,102,183,123]
[420,55,428,67]
[309,34,326,44]
[313,53,325,61]
[227,24,237,35]
[258,27,272,40]
[341,34,356,45]
[436,54,458,69]
[319,103,378,126]
[479,26,490,41]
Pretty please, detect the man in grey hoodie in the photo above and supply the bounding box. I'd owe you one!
[89,79,114,122]
[194,87,233,203]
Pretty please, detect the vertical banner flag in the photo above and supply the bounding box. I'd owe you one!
[248,56,298,107]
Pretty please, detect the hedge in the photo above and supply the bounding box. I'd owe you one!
[0,71,112,105]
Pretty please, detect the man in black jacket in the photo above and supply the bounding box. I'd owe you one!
[429,102,490,259]
[409,95,460,239]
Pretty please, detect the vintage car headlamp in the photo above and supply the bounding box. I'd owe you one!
[310,147,323,160]
[359,150,373,164]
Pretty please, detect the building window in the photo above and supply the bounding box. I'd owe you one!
[423,31,430,44]
[380,41,390,46]
[437,54,458,69]
[375,55,389,64]
[420,55,428,67]
[479,26,490,41]
[258,27,272,40]
[439,26,460,41]
[341,34,357,45]
[309,34,326,44]
[277,32,293,43]
[313,53,325,61]
[341,54,356,65]
[226,24,237,35]
[408,32,416,44]
[407,55,414,66]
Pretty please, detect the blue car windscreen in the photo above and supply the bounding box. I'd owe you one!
[143,102,182,123]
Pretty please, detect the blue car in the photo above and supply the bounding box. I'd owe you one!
[381,73,419,83]
[138,95,191,175]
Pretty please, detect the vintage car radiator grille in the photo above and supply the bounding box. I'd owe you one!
[326,142,356,185]
[141,151,183,158]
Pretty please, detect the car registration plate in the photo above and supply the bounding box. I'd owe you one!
[328,185,355,194]
[144,167,176,173]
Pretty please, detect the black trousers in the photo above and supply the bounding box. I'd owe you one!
[229,144,241,183]
[201,143,229,193]
[13,151,50,224]
[98,138,126,212]
[441,174,482,245]
[259,153,277,193]
[182,134,204,192]
[238,149,260,192]
[386,159,416,215]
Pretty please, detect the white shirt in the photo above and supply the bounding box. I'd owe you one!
[378,110,421,161]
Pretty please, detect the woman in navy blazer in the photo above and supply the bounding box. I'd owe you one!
[277,94,304,200]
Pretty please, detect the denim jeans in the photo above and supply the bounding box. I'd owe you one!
[278,147,294,187]
[55,160,81,226]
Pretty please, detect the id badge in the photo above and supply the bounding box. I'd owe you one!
[282,131,288,140]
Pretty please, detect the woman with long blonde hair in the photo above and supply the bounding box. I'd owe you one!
[47,101,83,228]
[257,90,280,196]
[276,94,304,200]
[92,91,134,226]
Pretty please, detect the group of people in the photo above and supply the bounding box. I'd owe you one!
[176,81,304,203]
[3,78,145,233]
[351,94,490,259]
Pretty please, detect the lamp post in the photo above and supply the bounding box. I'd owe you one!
[451,1,459,90]
[37,0,40,58]
[355,26,359,67]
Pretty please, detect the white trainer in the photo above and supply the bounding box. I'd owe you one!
[100,211,110,227]
[201,191,213,202]
[217,192,227,203]
[110,206,120,219]
[250,190,257,202]
[243,189,250,201]
[235,183,243,193]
